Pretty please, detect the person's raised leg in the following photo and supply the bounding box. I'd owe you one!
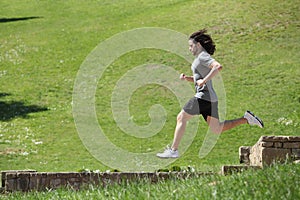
[206,110,264,134]
[206,116,247,134]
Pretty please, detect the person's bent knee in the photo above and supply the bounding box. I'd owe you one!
[177,110,191,123]
[177,112,184,122]
[207,117,223,134]
[209,126,222,134]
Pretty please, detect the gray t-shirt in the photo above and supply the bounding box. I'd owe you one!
[191,51,218,102]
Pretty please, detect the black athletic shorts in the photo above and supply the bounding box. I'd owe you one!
[183,97,219,121]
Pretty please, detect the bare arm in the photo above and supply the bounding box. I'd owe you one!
[196,61,222,87]
[180,73,194,82]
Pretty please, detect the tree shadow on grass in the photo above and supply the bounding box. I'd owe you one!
[0,93,48,121]
[0,16,42,23]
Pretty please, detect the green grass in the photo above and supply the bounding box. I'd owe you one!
[2,164,299,199]
[0,0,299,193]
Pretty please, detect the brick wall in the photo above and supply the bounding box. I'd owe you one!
[1,171,211,192]
[240,136,300,167]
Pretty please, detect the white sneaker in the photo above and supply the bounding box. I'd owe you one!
[244,110,264,128]
[156,147,179,158]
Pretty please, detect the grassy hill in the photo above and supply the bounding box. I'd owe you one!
[0,0,299,174]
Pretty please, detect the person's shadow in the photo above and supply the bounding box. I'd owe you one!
[0,16,42,23]
[0,93,48,121]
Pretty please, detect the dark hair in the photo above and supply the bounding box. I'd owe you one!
[189,29,216,55]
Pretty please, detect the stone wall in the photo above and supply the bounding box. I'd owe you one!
[1,170,211,192]
[240,136,300,167]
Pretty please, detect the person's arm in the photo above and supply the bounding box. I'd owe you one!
[180,73,194,82]
[196,61,222,87]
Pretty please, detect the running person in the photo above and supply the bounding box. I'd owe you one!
[157,29,264,158]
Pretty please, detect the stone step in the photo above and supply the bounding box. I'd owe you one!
[221,165,261,175]
[1,170,215,192]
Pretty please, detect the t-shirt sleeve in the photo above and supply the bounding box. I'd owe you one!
[199,53,215,68]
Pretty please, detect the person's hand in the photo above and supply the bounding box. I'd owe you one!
[180,73,185,80]
[196,79,206,87]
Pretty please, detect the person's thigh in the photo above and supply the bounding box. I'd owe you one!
[177,109,194,122]
[206,116,222,134]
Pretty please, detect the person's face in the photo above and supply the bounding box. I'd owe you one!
[188,39,202,56]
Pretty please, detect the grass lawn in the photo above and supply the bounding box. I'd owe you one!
[0,0,299,197]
